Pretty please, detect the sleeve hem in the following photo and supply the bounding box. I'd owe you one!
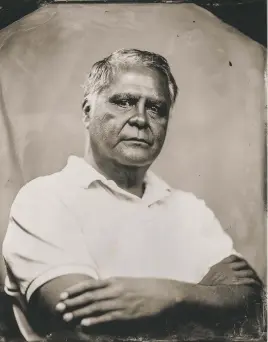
[25,265,98,302]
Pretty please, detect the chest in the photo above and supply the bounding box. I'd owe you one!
[63,187,204,282]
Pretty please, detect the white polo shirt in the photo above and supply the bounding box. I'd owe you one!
[3,156,236,340]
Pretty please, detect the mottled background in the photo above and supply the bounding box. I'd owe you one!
[0,0,267,46]
[0,1,266,286]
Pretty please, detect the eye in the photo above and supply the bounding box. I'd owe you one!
[118,99,131,107]
[113,98,136,108]
[147,103,168,118]
[149,105,160,113]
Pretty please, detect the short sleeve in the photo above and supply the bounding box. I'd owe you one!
[2,176,98,302]
[190,196,240,281]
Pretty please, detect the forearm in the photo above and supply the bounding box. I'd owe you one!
[178,282,260,312]
[39,273,264,339]
[167,282,264,336]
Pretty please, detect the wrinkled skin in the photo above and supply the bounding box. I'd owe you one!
[83,66,171,169]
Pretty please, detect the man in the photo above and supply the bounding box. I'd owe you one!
[2,49,263,341]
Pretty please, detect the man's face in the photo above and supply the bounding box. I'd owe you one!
[84,66,171,167]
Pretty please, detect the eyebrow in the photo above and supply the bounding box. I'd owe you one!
[109,93,139,102]
[109,93,167,106]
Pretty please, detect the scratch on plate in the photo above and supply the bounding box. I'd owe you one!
[0,6,56,50]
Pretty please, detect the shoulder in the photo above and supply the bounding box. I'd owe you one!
[167,189,217,226]
[169,190,234,247]
[169,189,210,212]
[11,172,61,216]
[7,170,79,239]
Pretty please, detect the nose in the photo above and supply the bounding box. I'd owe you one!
[128,99,148,128]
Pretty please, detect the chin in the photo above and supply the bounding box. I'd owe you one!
[116,154,154,167]
[114,144,159,167]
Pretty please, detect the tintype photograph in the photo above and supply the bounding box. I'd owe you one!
[0,1,266,341]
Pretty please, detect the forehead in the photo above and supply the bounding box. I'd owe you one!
[105,66,170,102]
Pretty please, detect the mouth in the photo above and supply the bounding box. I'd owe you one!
[122,138,152,146]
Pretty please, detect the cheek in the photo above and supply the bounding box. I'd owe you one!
[152,119,168,143]
[90,113,121,143]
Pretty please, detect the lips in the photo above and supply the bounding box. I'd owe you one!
[122,138,152,145]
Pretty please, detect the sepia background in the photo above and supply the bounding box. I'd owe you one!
[0,1,266,293]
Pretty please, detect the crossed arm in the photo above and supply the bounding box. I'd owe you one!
[28,255,264,338]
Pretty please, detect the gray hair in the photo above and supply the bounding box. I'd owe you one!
[83,48,178,107]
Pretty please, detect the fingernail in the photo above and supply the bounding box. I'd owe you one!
[55,302,66,312]
[63,313,73,322]
[60,292,69,300]
[81,318,91,326]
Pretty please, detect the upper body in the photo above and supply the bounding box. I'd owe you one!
[5,156,234,289]
[2,49,263,341]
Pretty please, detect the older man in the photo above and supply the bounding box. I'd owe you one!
[3,49,263,340]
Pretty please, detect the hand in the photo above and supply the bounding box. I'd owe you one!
[55,277,180,327]
[199,255,263,287]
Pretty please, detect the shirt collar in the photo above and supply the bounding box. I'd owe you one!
[62,155,171,204]
[62,156,106,188]
[142,170,171,205]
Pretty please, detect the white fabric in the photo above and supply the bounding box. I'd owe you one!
[3,156,237,341]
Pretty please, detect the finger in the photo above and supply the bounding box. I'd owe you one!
[233,277,262,286]
[63,300,121,322]
[230,261,249,270]
[235,269,255,278]
[235,271,262,287]
[221,255,241,264]
[81,311,122,327]
[59,288,118,311]
[60,279,110,300]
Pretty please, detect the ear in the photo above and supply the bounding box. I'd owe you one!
[82,98,91,129]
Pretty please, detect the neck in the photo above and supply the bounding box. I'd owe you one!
[84,149,149,198]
